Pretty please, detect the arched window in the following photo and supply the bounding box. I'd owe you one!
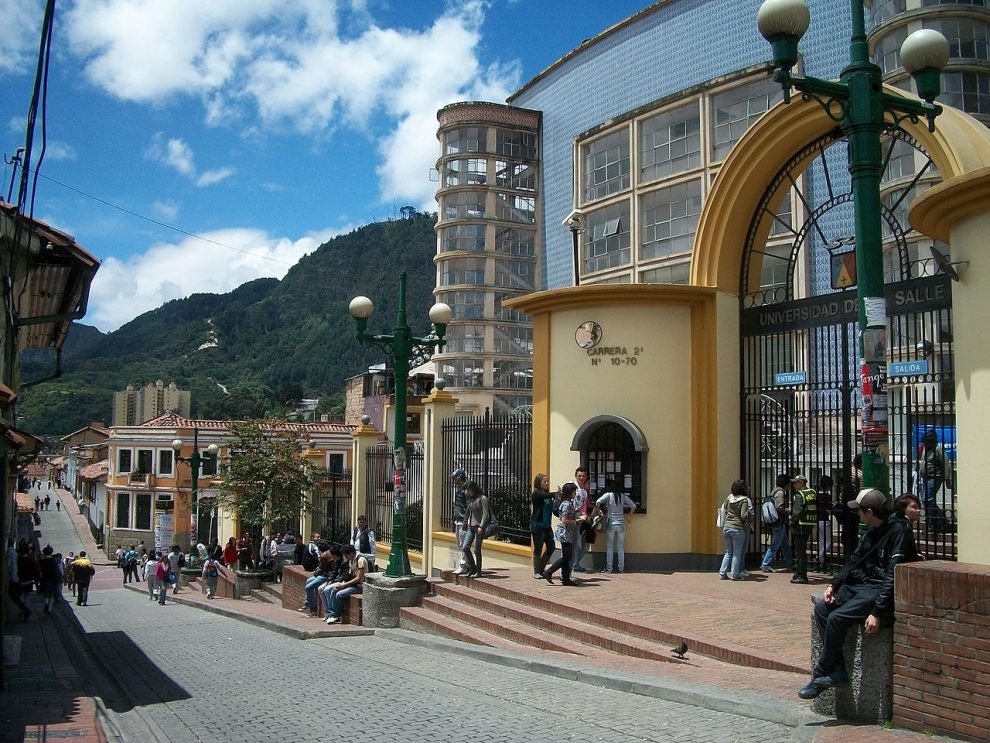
[571,416,648,512]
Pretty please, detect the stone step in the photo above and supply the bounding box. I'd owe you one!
[400,606,543,653]
[249,588,280,605]
[428,583,682,663]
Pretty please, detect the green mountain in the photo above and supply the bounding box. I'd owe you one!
[17,212,440,436]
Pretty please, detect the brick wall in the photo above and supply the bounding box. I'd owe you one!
[893,561,990,741]
[280,564,361,624]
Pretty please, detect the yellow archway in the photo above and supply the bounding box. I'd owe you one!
[691,87,990,293]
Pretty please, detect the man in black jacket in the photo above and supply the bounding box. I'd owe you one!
[799,488,917,700]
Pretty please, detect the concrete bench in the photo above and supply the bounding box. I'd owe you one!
[810,595,893,723]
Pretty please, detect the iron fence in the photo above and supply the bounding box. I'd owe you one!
[310,469,353,546]
[441,408,532,546]
[364,442,425,552]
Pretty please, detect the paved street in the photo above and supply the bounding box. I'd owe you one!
[77,587,797,742]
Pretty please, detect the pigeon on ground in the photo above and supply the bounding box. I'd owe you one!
[671,641,688,659]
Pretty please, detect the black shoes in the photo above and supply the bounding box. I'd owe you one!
[790,576,809,584]
[798,670,849,699]
[541,571,554,584]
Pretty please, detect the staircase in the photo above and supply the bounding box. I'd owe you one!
[183,576,283,605]
[399,572,692,667]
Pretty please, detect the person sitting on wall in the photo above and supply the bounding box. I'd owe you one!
[303,548,340,617]
[798,489,919,700]
[323,545,367,625]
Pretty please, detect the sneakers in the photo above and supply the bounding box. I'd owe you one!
[719,573,728,580]
[452,567,465,576]
[326,615,341,624]
[790,576,809,584]
[533,572,544,579]
[760,565,775,573]
[572,566,588,573]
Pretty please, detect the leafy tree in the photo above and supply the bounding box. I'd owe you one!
[217,421,316,531]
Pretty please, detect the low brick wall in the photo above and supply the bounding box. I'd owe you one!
[893,561,990,741]
[281,564,362,623]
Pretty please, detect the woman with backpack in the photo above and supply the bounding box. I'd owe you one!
[718,479,753,581]
[759,473,793,573]
[201,553,224,599]
[595,480,637,573]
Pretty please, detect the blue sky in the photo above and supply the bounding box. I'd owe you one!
[0,0,650,332]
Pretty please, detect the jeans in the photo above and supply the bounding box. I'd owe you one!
[319,582,340,614]
[545,541,574,584]
[156,581,166,605]
[304,575,328,612]
[461,528,485,574]
[719,527,747,579]
[761,523,792,569]
[530,525,555,574]
[328,584,362,618]
[919,476,948,532]
[603,523,626,572]
[813,584,879,677]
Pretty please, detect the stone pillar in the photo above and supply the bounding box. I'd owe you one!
[421,386,458,576]
[809,595,893,723]
[361,572,430,628]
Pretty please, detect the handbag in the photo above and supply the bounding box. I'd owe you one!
[716,501,726,528]
[483,517,500,539]
[592,512,607,532]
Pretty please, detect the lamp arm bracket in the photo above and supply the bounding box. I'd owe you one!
[408,338,444,368]
[882,94,942,133]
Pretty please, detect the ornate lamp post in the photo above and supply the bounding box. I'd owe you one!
[349,272,452,577]
[757,0,949,495]
[171,430,219,549]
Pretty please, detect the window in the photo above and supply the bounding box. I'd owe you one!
[495,293,529,322]
[494,325,533,354]
[881,135,919,183]
[583,129,631,201]
[327,453,345,474]
[494,259,534,290]
[158,449,174,476]
[872,0,906,24]
[584,201,631,273]
[115,492,131,528]
[640,262,690,284]
[497,129,536,159]
[924,18,990,62]
[135,493,152,530]
[445,127,487,155]
[441,291,486,319]
[494,361,533,389]
[639,102,701,182]
[495,193,535,223]
[136,448,153,474]
[921,0,985,6]
[711,78,782,160]
[495,227,535,256]
[939,71,990,114]
[444,158,487,186]
[445,324,486,353]
[441,224,486,253]
[443,257,487,285]
[770,192,793,236]
[495,160,536,191]
[117,448,132,475]
[639,179,702,260]
[440,359,485,387]
[758,242,791,293]
[443,191,487,220]
[874,27,907,74]
[200,450,218,478]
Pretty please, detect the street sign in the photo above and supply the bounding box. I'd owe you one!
[889,360,929,377]
[774,371,806,386]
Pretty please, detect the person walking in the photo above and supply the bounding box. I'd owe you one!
[596,480,637,573]
[760,473,793,573]
[530,474,555,579]
[718,480,753,580]
[70,552,95,606]
[144,552,160,600]
[915,429,951,533]
[542,482,579,586]
[155,554,170,605]
[460,481,492,578]
[790,475,817,584]
[201,553,224,599]
[38,546,59,615]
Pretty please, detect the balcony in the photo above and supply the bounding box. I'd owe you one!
[128,471,155,487]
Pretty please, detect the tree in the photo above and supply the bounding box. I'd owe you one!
[216,421,316,531]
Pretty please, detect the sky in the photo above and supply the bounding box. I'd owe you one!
[0,0,652,333]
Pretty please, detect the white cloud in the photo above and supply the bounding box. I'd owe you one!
[62,0,520,207]
[196,166,236,187]
[145,132,234,187]
[43,141,78,161]
[150,200,180,222]
[0,0,42,75]
[86,226,339,332]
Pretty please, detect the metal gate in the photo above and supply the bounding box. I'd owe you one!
[365,442,424,552]
[740,129,957,568]
[310,470,353,546]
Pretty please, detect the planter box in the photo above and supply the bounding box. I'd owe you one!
[232,569,274,598]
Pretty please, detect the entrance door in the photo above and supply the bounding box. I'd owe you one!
[740,129,956,566]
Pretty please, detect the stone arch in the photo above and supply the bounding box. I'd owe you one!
[691,87,990,293]
[570,414,649,453]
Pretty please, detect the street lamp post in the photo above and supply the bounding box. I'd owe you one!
[349,272,452,577]
[757,0,949,495]
[171,429,219,550]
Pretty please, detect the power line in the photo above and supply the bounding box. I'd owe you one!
[32,169,294,265]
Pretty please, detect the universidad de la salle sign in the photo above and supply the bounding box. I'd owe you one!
[741,275,950,336]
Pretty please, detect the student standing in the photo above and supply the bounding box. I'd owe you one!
[595,481,637,573]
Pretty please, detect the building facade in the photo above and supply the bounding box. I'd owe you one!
[112,380,191,426]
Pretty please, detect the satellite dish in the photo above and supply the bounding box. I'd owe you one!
[930,245,968,283]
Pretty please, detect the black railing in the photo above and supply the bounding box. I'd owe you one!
[311,470,353,546]
[364,443,424,552]
[442,408,532,546]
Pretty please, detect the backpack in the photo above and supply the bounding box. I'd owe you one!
[178,552,186,568]
[301,546,318,571]
[551,490,563,518]
[761,492,781,526]
[205,560,219,578]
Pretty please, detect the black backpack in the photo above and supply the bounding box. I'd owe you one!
[301,545,318,571]
[551,490,563,518]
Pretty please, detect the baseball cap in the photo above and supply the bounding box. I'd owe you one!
[847,488,887,511]
[450,468,466,481]
[791,474,808,484]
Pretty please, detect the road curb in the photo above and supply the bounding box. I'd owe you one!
[375,627,827,731]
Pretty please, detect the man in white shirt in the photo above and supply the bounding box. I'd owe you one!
[350,515,377,571]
